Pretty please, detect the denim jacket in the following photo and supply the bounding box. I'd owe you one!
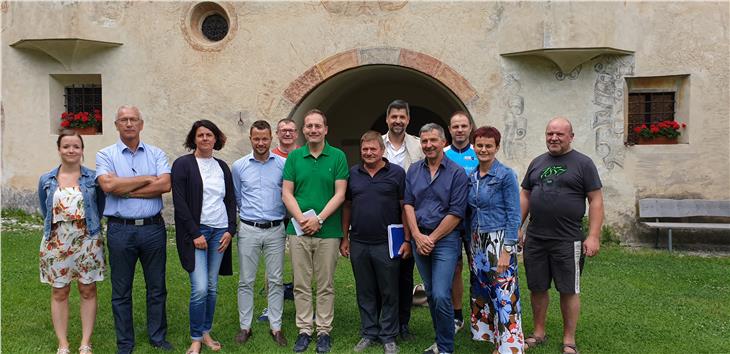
[466,159,521,245]
[38,165,105,240]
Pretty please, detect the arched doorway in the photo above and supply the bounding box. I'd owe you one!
[279,47,479,164]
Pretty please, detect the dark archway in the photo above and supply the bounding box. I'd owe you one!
[289,64,467,164]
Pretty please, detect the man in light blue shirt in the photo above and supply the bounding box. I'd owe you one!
[96,105,172,354]
[443,111,477,333]
[231,120,288,347]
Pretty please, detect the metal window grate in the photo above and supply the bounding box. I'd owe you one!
[627,92,676,144]
[201,14,228,42]
[64,84,101,113]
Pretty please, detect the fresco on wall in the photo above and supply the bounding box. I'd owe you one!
[502,73,527,160]
[591,55,634,170]
[321,1,408,16]
[554,64,582,81]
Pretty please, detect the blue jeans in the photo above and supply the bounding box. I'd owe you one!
[411,231,461,353]
[189,225,226,340]
[107,222,168,352]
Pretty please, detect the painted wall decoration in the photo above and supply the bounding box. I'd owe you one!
[555,64,582,81]
[502,73,527,160]
[321,1,408,16]
[591,55,635,170]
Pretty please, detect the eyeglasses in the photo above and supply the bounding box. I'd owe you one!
[116,117,141,124]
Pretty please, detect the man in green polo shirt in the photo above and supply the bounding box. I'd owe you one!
[282,109,349,354]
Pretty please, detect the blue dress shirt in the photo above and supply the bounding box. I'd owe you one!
[231,152,286,222]
[403,156,468,230]
[95,140,171,218]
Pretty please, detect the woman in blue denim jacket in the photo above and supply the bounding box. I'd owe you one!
[38,130,105,354]
[466,126,525,354]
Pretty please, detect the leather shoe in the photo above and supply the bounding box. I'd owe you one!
[235,328,252,344]
[150,340,173,351]
[400,325,415,341]
[270,330,288,347]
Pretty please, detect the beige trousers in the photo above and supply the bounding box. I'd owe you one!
[289,236,340,336]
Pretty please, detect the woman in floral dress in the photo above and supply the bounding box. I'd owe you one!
[466,126,525,354]
[38,130,105,354]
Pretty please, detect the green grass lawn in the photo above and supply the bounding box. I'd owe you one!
[2,226,729,353]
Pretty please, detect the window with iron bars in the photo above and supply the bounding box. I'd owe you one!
[64,84,101,114]
[627,91,675,144]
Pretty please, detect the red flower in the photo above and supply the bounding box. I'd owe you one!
[82,116,89,122]
[61,112,68,119]
[682,123,687,128]
[650,127,660,134]
[61,120,71,127]
[633,127,642,133]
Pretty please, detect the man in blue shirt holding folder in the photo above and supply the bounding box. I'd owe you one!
[341,131,409,354]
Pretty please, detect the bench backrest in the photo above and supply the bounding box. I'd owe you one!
[639,198,730,218]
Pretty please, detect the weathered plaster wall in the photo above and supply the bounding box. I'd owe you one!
[2,1,728,245]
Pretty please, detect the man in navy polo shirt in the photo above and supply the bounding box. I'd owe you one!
[404,123,468,354]
[341,131,409,354]
[443,111,477,333]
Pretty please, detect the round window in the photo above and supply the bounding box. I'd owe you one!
[181,2,237,51]
[201,13,228,42]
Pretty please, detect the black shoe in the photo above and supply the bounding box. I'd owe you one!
[150,340,173,351]
[316,333,332,353]
[400,325,415,341]
[284,282,295,300]
[293,333,312,353]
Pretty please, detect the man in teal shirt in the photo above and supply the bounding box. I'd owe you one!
[282,109,349,353]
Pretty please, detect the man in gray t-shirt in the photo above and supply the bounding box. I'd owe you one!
[519,117,604,354]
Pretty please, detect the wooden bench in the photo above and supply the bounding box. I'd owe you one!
[638,198,730,251]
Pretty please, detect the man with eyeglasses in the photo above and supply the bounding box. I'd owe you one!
[96,105,173,353]
[272,118,300,158]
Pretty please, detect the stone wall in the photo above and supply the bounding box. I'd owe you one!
[2,1,728,244]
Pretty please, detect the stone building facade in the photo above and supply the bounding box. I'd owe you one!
[2,1,728,245]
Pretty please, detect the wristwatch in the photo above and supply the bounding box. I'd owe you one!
[316,215,324,225]
[503,244,517,254]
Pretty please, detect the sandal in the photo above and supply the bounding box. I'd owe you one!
[524,334,547,349]
[562,343,580,354]
[57,348,71,354]
[203,339,222,352]
[78,345,92,354]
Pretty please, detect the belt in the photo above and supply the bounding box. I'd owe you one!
[241,219,282,229]
[108,214,164,226]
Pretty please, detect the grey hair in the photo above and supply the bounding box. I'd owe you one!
[116,105,143,121]
[419,123,446,140]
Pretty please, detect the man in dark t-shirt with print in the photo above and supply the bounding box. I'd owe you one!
[519,117,604,354]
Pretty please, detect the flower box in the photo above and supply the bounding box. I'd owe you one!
[73,126,98,135]
[633,120,686,145]
[59,109,102,134]
[638,136,678,145]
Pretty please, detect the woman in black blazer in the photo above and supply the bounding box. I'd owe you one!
[172,120,236,354]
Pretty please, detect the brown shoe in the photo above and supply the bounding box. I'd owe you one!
[270,330,288,347]
[235,329,252,344]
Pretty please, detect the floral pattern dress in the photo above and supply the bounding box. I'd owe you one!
[470,229,525,354]
[39,186,105,287]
